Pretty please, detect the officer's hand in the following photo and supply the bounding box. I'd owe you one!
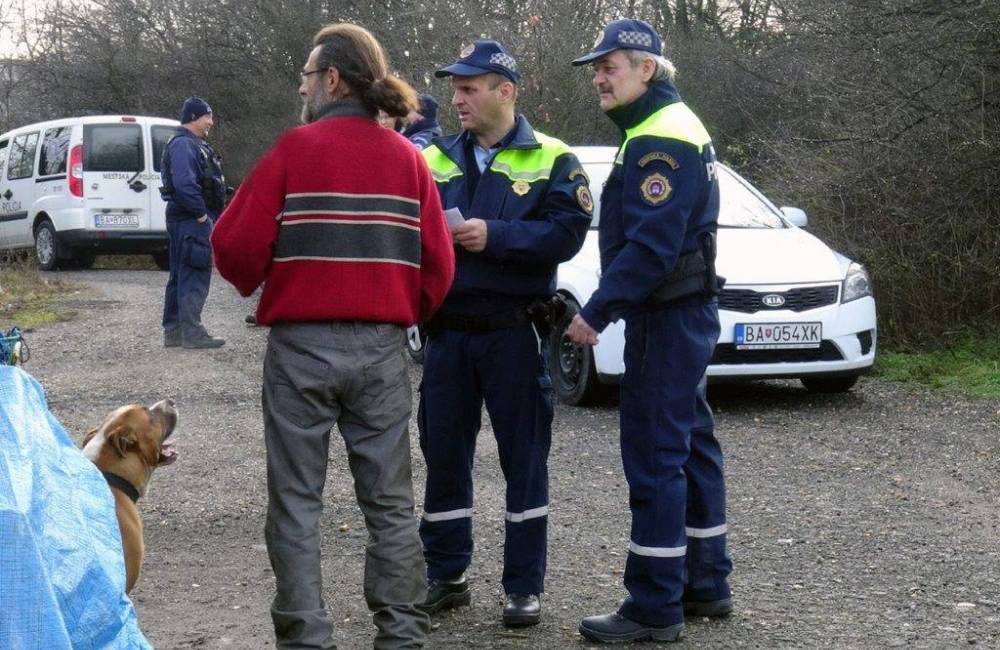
[454,218,488,252]
[567,313,599,346]
[197,214,209,224]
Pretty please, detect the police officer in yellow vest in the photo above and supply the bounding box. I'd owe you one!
[567,20,732,643]
[418,40,592,627]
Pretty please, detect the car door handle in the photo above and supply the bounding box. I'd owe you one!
[2,189,11,200]
[129,180,147,193]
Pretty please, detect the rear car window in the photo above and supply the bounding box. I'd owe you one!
[7,132,39,180]
[151,125,175,173]
[39,127,71,176]
[83,124,143,172]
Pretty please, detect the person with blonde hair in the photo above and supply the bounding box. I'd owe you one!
[212,22,455,650]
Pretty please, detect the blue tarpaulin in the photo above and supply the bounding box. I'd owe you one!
[0,366,151,649]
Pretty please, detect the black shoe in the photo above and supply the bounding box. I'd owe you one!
[182,334,226,349]
[579,613,683,644]
[683,597,733,618]
[418,578,471,614]
[503,593,540,627]
[245,314,257,326]
[164,331,181,348]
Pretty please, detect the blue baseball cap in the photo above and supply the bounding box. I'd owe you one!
[571,19,663,66]
[180,97,212,124]
[435,40,522,83]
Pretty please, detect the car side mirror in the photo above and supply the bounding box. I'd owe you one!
[781,206,808,228]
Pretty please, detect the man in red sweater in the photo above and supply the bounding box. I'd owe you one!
[211,23,454,650]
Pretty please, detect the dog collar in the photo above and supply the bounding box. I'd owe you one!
[102,471,140,503]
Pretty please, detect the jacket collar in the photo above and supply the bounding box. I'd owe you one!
[432,113,540,164]
[316,97,375,121]
[606,80,682,133]
[402,117,441,138]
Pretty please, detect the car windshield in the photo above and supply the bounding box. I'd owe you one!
[580,153,786,230]
[718,166,786,229]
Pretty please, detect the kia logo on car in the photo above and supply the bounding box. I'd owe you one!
[762,294,786,307]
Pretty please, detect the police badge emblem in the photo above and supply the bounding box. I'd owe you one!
[512,180,531,196]
[640,172,672,205]
[576,185,594,214]
[460,43,475,59]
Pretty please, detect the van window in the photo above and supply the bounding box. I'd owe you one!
[83,124,143,172]
[7,132,39,180]
[39,127,71,176]
[0,140,8,179]
[152,125,175,172]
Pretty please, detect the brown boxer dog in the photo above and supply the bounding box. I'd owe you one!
[81,399,178,593]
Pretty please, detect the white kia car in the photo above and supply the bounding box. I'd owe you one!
[552,146,877,405]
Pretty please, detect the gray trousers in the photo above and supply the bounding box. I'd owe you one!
[262,322,430,650]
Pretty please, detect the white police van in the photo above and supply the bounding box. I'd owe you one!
[0,115,179,270]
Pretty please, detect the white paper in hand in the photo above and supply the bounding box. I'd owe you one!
[444,207,465,231]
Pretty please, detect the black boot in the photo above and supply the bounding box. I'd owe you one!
[502,594,540,627]
[418,578,471,614]
[182,333,226,349]
[683,596,733,618]
[578,613,683,643]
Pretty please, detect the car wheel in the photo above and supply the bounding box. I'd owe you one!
[152,251,170,271]
[549,296,603,406]
[34,220,61,271]
[801,374,860,393]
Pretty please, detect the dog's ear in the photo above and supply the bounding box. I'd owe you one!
[105,423,137,457]
[81,427,99,448]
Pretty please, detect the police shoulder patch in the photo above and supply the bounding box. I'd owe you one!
[576,185,594,214]
[640,172,672,206]
[638,151,680,170]
[568,166,590,183]
[512,179,531,196]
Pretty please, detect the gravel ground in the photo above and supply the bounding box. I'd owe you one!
[23,267,1000,649]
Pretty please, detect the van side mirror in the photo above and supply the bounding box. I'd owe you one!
[780,206,808,227]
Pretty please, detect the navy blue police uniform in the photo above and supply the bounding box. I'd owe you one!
[572,21,732,635]
[419,41,593,600]
[161,97,226,347]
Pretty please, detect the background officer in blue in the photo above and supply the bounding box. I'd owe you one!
[566,20,732,643]
[418,40,592,628]
[161,96,226,349]
[402,93,443,150]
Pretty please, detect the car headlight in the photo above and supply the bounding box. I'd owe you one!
[841,262,872,303]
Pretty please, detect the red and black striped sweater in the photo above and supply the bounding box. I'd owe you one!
[212,101,455,327]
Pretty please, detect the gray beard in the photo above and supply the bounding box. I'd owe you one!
[301,87,331,124]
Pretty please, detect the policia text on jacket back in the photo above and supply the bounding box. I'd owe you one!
[416,39,593,629]
[567,20,733,644]
[160,96,226,350]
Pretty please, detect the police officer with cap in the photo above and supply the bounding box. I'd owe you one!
[161,96,226,349]
[418,39,592,627]
[566,19,732,643]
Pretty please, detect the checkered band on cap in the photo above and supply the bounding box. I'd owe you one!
[618,30,654,48]
[489,52,518,72]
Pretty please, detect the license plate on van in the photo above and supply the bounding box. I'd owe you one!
[735,322,822,349]
[95,214,139,228]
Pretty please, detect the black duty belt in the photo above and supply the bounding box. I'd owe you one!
[427,306,532,334]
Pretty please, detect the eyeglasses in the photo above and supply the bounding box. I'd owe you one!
[300,67,329,82]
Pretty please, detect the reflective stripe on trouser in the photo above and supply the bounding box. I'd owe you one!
[418,324,553,595]
[262,322,429,650]
[618,303,730,628]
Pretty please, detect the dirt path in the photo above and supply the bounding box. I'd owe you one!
[24,268,1000,649]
